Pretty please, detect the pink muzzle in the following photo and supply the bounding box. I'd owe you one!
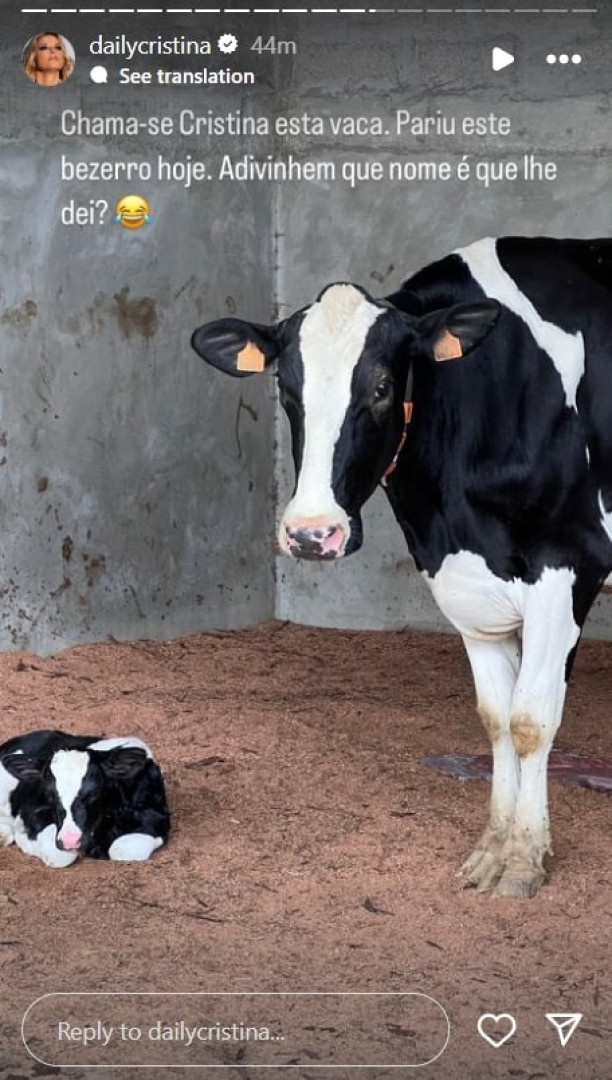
[282,520,347,559]
[57,828,82,851]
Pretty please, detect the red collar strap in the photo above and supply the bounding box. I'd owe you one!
[380,401,413,488]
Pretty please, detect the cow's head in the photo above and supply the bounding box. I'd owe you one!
[192,284,499,559]
[3,745,149,852]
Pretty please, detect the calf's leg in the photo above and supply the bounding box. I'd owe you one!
[108,833,164,861]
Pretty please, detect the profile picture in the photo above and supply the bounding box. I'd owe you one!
[22,31,75,86]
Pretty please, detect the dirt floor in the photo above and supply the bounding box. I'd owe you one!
[0,621,610,1080]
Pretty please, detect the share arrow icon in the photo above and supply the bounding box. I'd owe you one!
[546,1013,583,1047]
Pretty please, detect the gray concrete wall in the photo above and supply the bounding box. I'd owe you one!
[1,11,279,653]
[2,7,612,652]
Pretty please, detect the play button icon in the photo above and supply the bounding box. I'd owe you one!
[492,47,515,72]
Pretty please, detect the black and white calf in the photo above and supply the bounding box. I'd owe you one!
[192,236,612,898]
[0,729,170,867]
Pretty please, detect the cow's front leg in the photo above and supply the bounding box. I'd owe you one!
[459,634,521,890]
[494,570,580,898]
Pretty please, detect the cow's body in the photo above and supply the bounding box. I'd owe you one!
[0,729,170,867]
[192,236,612,897]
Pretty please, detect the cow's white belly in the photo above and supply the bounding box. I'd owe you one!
[424,551,575,641]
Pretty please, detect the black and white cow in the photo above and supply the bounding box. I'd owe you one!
[0,729,170,867]
[192,236,612,898]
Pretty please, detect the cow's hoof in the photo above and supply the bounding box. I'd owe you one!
[459,851,504,891]
[458,828,507,891]
[495,867,546,899]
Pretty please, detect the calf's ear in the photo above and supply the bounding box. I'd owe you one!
[191,318,282,378]
[99,746,149,779]
[1,754,41,781]
[417,299,500,362]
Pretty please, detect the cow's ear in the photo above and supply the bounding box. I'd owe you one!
[1,754,41,781]
[98,747,149,779]
[417,300,500,362]
[191,318,282,378]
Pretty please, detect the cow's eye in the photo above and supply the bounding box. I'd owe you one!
[373,378,393,402]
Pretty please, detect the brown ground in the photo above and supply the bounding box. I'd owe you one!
[0,622,610,1080]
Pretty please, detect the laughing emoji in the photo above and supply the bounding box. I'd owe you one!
[114,194,151,230]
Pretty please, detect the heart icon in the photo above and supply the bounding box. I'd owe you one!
[477,1013,517,1048]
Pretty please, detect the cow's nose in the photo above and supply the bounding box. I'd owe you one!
[284,522,347,559]
[57,829,82,851]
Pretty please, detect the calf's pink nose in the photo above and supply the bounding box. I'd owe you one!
[57,828,82,851]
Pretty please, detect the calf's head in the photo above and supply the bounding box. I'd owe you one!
[192,284,498,559]
[4,745,149,852]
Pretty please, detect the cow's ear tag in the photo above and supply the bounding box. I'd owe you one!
[236,341,266,373]
[433,329,463,362]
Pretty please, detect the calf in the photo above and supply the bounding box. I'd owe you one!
[0,729,170,867]
[192,236,612,898]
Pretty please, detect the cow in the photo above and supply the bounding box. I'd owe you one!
[191,236,612,898]
[0,729,170,867]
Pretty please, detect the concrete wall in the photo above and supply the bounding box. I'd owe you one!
[2,7,612,651]
[1,11,279,653]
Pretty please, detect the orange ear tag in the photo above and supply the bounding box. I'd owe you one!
[433,330,463,362]
[236,341,266,373]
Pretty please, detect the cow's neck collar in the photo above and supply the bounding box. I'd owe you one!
[380,365,414,488]
[380,400,413,488]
